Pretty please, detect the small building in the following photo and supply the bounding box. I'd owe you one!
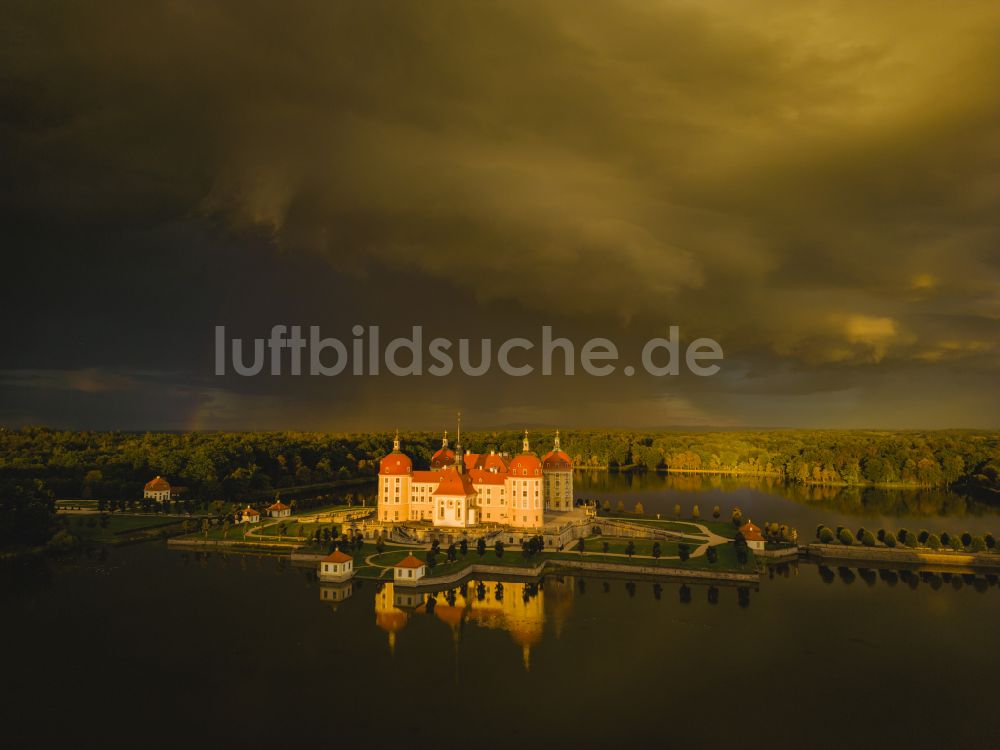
[319,549,354,582]
[266,500,291,518]
[237,506,261,524]
[394,554,427,585]
[739,519,766,552]
[144,476,171,503]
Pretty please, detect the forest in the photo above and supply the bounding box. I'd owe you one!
[2,426,999,548]
[1,426,998,497]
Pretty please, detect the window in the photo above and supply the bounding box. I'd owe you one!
[408,569,413,578]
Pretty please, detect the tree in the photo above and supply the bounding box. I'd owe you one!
[706,546,718,564]
[860,530,876,547]
[0,479,56,547]
[731,507,743,527]
[984,533,996,550]
[918,529,930,544]
[576,537,585,554]
[633,502,644,516]
[678,542,690,562]
[692,504,700,520]
[494,540,504,558]
[477,537,487,556]
[652,541,661,559]
[819,526,835,543]
[602,541,610,554]
[447,543,457,562]
[712,505,721,520]
[970,536,987,552]
[926,533,941,550]
[625,540,635,558]
[961,532,972,549]
[459,539,468,556]
[838,528,854,545]
[616,500,625,513]
[883,531,898,548]
[673,503,682,519]
[376,534,386,553]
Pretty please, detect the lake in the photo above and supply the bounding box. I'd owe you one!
[5,474,1000,748]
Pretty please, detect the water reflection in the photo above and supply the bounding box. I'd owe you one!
[363,573,757,669]
[812,563,998,592]
[575,470,1000,533]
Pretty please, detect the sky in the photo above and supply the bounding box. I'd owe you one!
[2,0,999,431]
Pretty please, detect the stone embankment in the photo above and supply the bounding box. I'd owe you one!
[803,543,1000,570]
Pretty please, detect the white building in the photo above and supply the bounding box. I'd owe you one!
[266,499,291,518]
[143,476,171,503]
[319,549,354,582]
[393,554,427,585]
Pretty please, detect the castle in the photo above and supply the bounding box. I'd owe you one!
[377,424,573,530]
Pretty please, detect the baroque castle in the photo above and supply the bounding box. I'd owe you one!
[377,425,574,530]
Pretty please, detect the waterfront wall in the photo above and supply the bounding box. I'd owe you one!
[397,557,759,589]
[804,543,1000,570]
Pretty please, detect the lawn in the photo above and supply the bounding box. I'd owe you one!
[596,513,738,540]
[551,540,754,572]
[65,514,181,541]
[581,537,697,557]
[254,520,340,540]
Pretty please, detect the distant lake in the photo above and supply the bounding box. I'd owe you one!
[5,474,1000,747]
[575,470,1000,537]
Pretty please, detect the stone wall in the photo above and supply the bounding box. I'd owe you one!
[805,543,1000,570]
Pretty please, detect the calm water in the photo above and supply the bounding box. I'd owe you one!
[576,470,1000,537]
[5,477,1000,748]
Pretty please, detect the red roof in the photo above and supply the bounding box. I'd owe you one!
[462,452,510,474]
[144,476,170,491]
[242,506,260,517]
[430,448,455,469]
[433,467,476,496]
[267,501,290,511]
[322,550,353,563]
[739,520,765,542]
[509,454,542,476]
[541,449,572,470]
[395,554,425,569]
[412,470,443,483]
[379,451,412,475]
[469,468,506,485]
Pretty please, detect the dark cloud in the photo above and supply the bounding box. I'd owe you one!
[1,0,999,429]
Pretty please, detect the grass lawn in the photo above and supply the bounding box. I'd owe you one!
[65,514,181,541]
[597,513,738,540]
[254,520,340,540]
[582,537,698,557]
[551,541,754,572]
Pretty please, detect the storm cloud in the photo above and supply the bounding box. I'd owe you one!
[2,0,999,429]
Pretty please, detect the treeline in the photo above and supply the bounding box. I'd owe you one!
[557,429,1000,491]
[2,427,1000,502]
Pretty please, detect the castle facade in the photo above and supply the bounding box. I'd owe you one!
[377,429,573,530]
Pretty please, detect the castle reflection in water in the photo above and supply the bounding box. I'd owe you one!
[320,576,576,670]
